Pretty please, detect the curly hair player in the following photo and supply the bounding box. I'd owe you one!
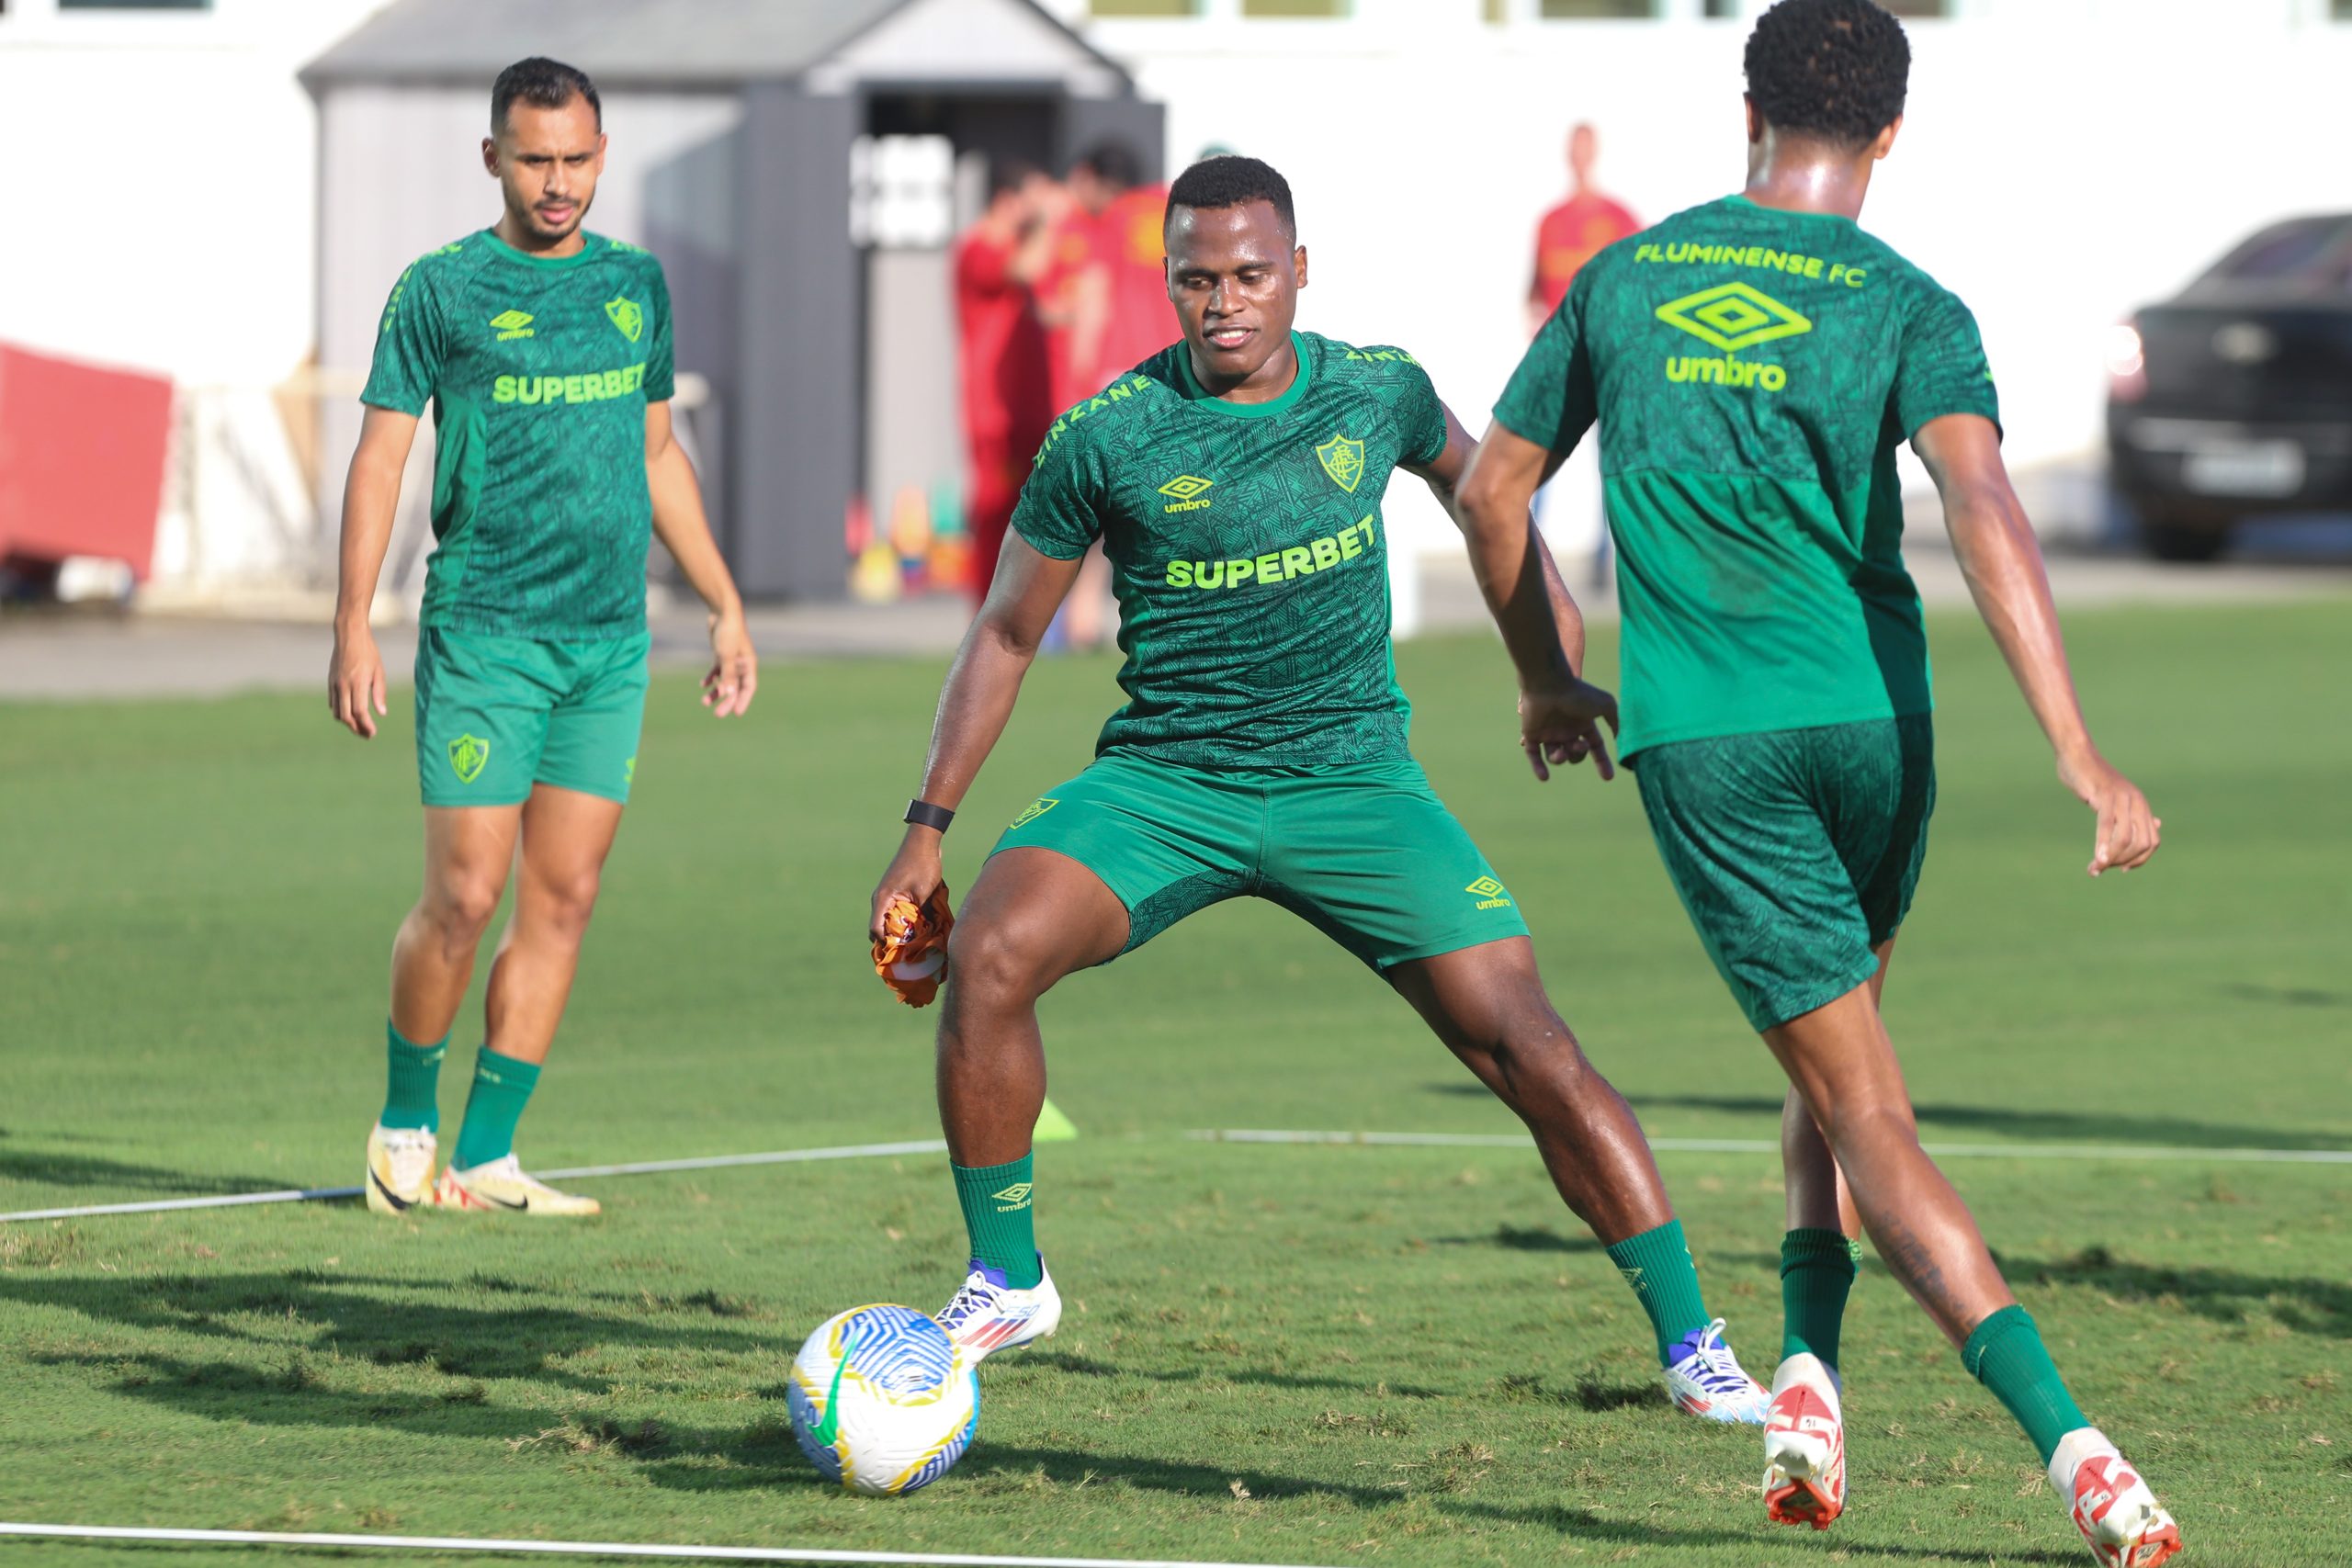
[1459,2,2178,1562]
[871,153,1781,1424]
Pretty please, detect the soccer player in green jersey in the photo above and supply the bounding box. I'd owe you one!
[1461,3,2178,1561]
[329,59,757,1219]
[868,155,1775,1422]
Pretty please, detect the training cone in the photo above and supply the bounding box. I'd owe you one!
[1033,1098,1080,1143]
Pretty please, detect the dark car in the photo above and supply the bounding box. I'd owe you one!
[2105,212,2352,560]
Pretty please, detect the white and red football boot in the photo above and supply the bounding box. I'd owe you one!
[934,1257,1061,1360]
[1763,1351,1847,1529]
[2052,1432,2182,1567]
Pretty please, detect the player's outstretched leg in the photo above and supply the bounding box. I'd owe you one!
[368,805,519,1214]
[1765,1088,1856,1529]
[430,785,623,1218]
[1768,983,2180,1565]
[929,848,1127,1359]
[1389,937,1770,1424]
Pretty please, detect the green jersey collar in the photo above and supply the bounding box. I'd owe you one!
[1172,331,1315,419]
[480,229,605,270]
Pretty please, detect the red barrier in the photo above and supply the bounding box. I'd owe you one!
[0,343,174,581]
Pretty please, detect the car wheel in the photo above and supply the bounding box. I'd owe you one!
[2142,520,2232,563]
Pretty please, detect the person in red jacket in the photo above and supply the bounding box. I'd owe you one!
[953,163,1055,603]
[1528,122,1641,335]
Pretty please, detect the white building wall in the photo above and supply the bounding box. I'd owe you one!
[0,0,390,385]
[1050,0,2352,546]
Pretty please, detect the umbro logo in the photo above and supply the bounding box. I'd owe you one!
[1654,283,1811,353]
[990,1182,1034,1211]
[1465,875,1512,911]
[491,309,535,341]
[1158,474,1214,513]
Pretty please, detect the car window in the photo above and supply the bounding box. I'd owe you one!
[2205,219,2352,283]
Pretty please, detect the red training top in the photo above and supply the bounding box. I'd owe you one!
[953,229,1051,453]
[1532,191,1642,316]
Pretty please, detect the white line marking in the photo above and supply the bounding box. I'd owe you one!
[0,1140,949,1225]
[0,1523,1331,1567]
[1191,1129,2352,1165]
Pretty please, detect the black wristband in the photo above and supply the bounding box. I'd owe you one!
[903,799,956,834]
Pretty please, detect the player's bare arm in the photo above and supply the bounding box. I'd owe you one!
[328,405,421,739]
[868,536,1086,938]
[645,400,756,717]
[1913,413,2160,875]
[1448,416,1615,780]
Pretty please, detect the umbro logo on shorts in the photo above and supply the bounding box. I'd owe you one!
[1465,875,1513,911]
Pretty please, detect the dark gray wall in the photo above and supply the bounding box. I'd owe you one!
[737,84,858,600]
[1057,95,1166,184]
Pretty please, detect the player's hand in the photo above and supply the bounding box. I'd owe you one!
[703,608,757,717]
[870,828,946,943]
[2058,750,2161,876]
[328,625,387,739]
[1520,674,1618,784]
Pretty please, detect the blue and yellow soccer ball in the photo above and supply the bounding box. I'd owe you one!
[786,1303,979,1495]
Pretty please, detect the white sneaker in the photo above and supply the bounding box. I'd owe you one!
[2052,1430,2183,1567]
[933,1258,1061,1360]
[364,1123,436,1215]
[428,1153,600,1216]
[1663,1317,1771,1423]
[1764,1352,1847,1529]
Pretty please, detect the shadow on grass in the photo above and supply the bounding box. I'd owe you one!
[0,1269,783,1391]
[1589,1090,2348,1154]
[0,1148,295,1194]
[1431,1222,1603,1257]
[1702,1243,2351,1339]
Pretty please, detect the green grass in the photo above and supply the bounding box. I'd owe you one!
[2,598,2348,1567]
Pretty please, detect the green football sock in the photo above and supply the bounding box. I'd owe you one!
[952,1155,1041,1289]
[451,1047,541,1172]
[379,1020,448,1133]
[1780,1227,1859,1372]
[1963,1304,2089,1465]
[1605,1218,1714,1366]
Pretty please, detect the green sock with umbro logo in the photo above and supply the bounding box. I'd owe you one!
[380,1020,447,1133]
[1962,1303,2088,1466]
[451,1046,541,1172]
[1604,1217,1715,1367]
[952,1154,1041,1289]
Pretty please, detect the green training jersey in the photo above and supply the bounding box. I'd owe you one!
[1012,331,1447,770]
[362,231,675,640]
[1493,195,1999,758]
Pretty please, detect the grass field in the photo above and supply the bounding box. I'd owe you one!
[3,597,2348,1568]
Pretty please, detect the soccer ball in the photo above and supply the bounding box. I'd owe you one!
[786,1303,979,1495]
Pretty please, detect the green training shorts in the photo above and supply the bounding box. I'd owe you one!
[1633,716,1935,1032]
[413,627,650,808]
[990,751,1531,970]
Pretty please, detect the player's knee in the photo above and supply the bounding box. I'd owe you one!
[425,870,504,944]
[534,867,604,941]
[944,918,1054,1010]
[1815,1095,1920,1159]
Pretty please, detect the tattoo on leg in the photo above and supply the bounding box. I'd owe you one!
[1872,1213,1958,1319]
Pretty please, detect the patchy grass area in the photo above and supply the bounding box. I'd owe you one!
[4,600,2347,1565]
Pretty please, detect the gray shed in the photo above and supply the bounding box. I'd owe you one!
[304,0,1162,601]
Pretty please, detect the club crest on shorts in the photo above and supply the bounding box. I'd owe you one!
[605,295,644,344]
[447,733,492,784]
[1010,797,1058,829]
[1316,434,1365,494]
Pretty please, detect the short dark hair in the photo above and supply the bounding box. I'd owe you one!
[988,158,1041,200]
[1744,0,1909,151]
[1165,155,1295,239]
[1073,140,1143,191]
[492,57,602,135]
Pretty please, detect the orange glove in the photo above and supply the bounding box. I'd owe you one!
[873,883,954,1008]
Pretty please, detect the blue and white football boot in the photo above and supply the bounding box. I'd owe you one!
[933,1257,1061,1360]
[1663,1317,1772,1424]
